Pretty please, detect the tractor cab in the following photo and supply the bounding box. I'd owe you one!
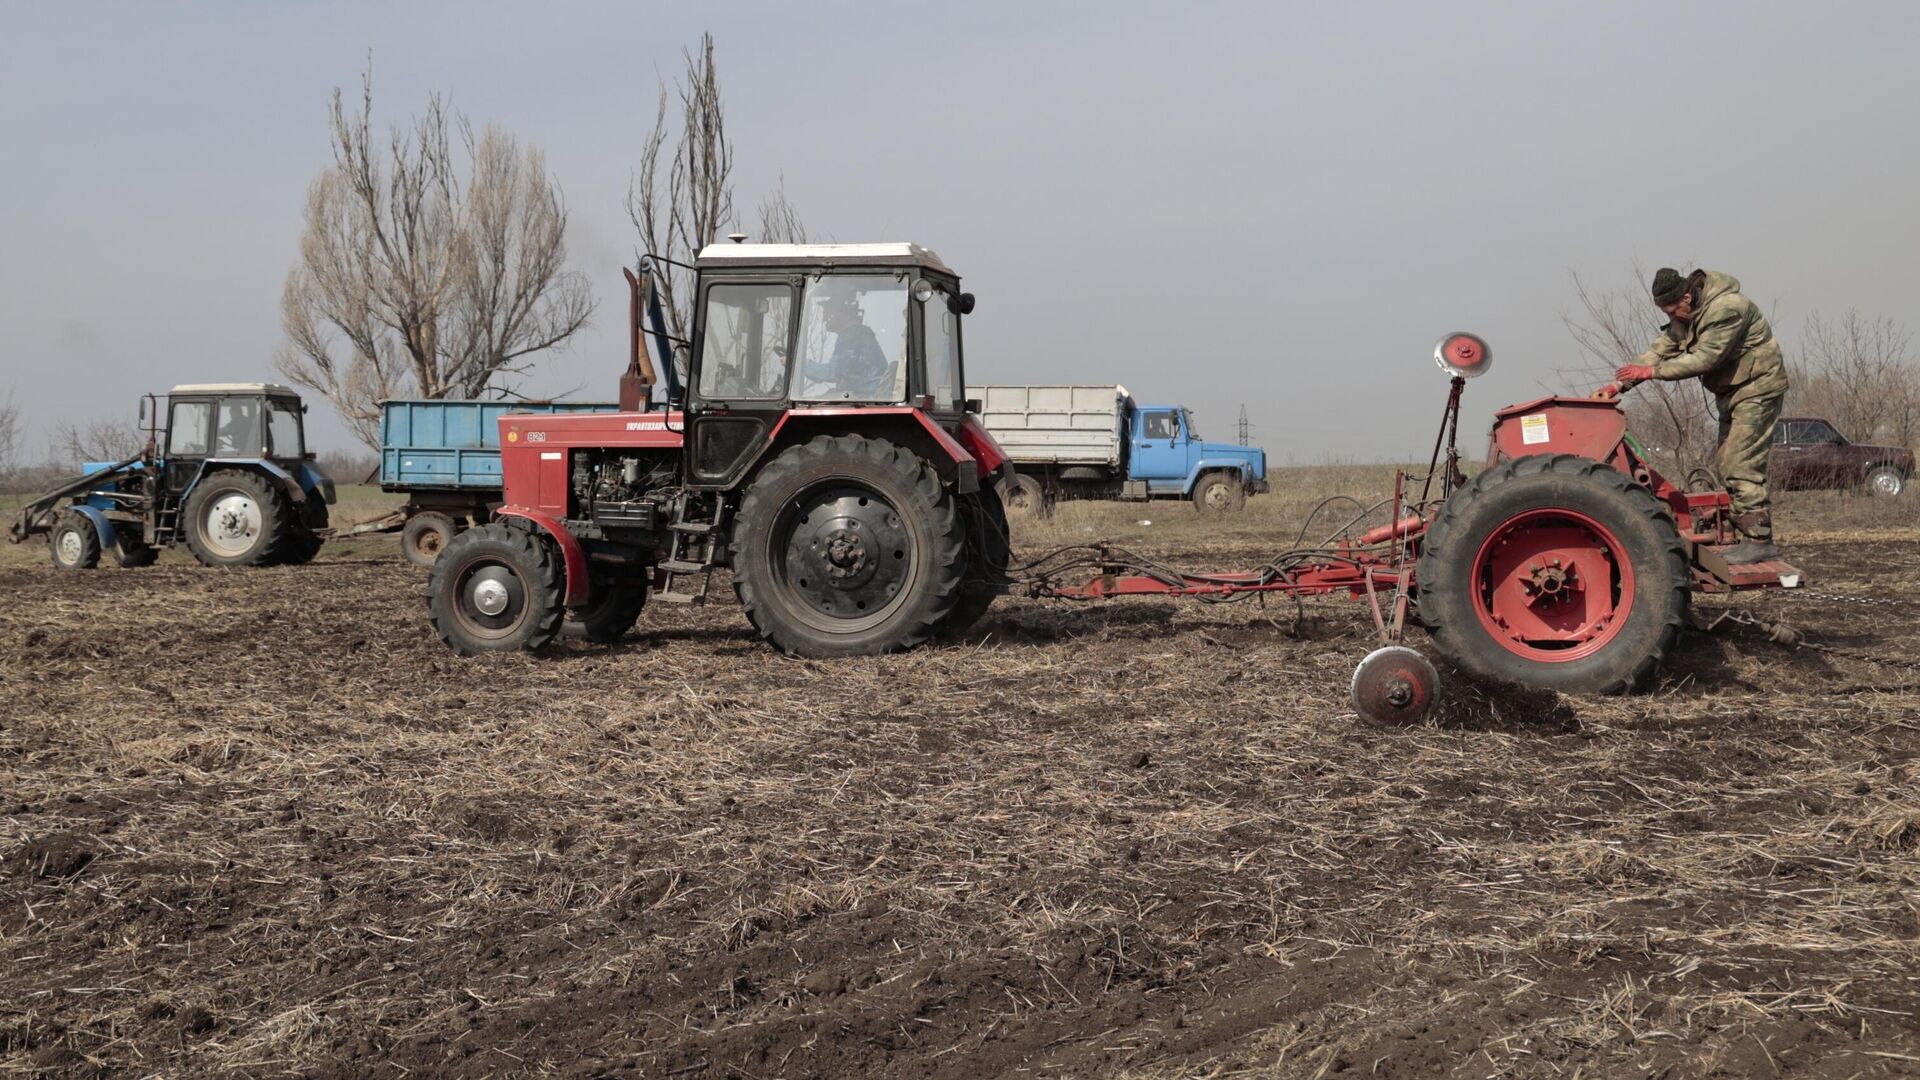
[154,383,312,495]
[680,242,980,488]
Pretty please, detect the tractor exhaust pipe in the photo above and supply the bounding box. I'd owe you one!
[620,267,659,412]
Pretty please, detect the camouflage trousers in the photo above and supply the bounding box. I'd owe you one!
[1715,391,1785,539]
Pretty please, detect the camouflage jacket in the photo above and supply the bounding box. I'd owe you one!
[1637,270,1789,406]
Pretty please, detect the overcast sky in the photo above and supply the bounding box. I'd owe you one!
[4,1,1917,463]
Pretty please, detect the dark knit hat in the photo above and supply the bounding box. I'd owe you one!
[1650,267,1691,305]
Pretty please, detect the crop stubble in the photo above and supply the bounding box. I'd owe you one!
[2,488,1918,1077]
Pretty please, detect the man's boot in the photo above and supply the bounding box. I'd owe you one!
[1720,510,1779,564]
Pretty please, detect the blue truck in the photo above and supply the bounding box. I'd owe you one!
[977,384,1268,514]
[375,398,616,564]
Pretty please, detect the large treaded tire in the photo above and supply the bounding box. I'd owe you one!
[999,473,1051,519]
[1416,453,1688,694]
[402,512,458,568]
[731,435,965,658]
[562,577,648,642]
[941,486,1011,636]
[49,511,102,571]
[1192,470,1247,515]
[427,521,565,655]
[183,469,292,568]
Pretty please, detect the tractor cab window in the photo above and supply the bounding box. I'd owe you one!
[216,398,265,455]
[921,286,963,411]
[168,401,211,456]
[794,274,909,402]
[268,399,304,458]
[698,283,793,400]
[1142,412,1177,440]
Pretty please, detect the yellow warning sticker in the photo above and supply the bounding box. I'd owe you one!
[1520,413,1550,445]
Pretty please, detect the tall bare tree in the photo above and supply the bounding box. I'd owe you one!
[52,417,144,468]
[1563,269,1720,478]
[628,33,736,374]
[280,68,594,448]
[0,388,22,486]
[1793,310,1920,449]
[756,174,810,245]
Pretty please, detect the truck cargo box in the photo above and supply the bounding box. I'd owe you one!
[380,399,617,491]
[977,384,1129,469]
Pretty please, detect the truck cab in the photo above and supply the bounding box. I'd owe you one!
[1127,404,1268,508]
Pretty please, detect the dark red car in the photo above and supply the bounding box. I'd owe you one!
[1771,417,1914,496]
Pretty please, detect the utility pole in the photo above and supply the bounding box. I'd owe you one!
[1237,405,1251,447]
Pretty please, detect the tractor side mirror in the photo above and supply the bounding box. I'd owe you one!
[948,292,976,315]
[138,397,149,423]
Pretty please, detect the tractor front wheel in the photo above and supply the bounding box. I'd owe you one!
[1415,453,1688,694]
[940,486,1011,637]
[49,511,102,571]
[427,522,565,655]
[562,576,648,642]
[732,435,965,657]
[183,470,291,567]
[999,473,1051,518]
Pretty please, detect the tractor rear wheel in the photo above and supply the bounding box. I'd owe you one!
[1415,453,1688,694]
[732,435,965,657]
[1192,471,1246,515]
[49,511,102,571]
[941,486,1011,636]
[183,470,291,567]
[402,512,458,567]
[427,522,565,655]
[562,576,648,642]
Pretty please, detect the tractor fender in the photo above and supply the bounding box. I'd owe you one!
[1184,460,1247,494]
[65,504,118,551]
[299,461,338,504]
[496,506,590,607]
[194,458,310,504]
[760,409,982,493]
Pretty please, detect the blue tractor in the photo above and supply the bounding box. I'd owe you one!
[7,383,336,569]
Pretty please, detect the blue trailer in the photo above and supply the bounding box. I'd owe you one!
[375,399,617,564]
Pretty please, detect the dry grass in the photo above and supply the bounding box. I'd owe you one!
[2,467,1918,1077]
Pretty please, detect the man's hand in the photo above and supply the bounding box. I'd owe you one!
[1614,363,1655,385]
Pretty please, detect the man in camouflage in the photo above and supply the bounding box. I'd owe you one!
[1615,267,1790,564]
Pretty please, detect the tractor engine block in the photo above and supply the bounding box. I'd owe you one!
[572,450,679,530]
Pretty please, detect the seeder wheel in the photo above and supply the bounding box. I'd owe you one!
[1350,645,1440,725]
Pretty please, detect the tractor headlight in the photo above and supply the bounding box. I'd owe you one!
[912,278,935,303]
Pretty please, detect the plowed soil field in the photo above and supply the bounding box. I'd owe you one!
[4,483,1918,1078]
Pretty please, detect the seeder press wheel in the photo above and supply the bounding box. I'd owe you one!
[1350,645,1441,724]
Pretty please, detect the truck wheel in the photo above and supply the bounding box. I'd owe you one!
[183,470,291,567]
[999,473,1051,518]
[49,511,102,571]
[113,533,160,568]
[402,512,459,567]
[732,435,965,657]
[562,577,648,642]
[1192,471,1246,515]
[428,522,565,655]
[1416,453,1688,694]
[941,487,1011,636]
[1864,465,1905,497]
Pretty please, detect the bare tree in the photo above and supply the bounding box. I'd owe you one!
[756,174,809,245]
[1563,270,1719,478]
[0,389,21,487]
[1793,310,1920,449]
[52,417,144,467]
[627,33,739,373]
[279,67,594,448]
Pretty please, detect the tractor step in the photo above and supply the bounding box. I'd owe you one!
[658,558,709,574]
[651,589,707,605]
[668,521,716,534]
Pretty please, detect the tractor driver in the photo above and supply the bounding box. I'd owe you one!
[1614,268,1790,564]
[805,294,894,400]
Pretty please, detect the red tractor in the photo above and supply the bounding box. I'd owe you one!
[427,242,1010,658]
